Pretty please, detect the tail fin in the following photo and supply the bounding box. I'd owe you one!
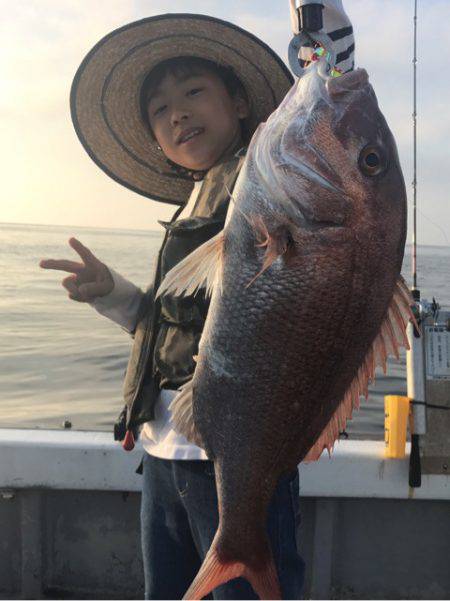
[183,545,281,600]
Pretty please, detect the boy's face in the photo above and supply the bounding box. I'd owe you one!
[147,70,249,172]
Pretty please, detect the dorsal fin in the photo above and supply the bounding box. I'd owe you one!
[156,231,224,299]
[304,277,418,462]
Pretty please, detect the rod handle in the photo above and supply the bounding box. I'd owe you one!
[409,434,422,487]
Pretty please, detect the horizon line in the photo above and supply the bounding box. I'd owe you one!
[0,219,161,235]
[0,220,448,249]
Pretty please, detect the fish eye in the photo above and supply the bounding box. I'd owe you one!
[358,145,388,177]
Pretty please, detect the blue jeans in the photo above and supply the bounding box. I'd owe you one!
[140,454,305,600]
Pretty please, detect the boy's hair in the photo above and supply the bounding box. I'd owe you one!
[140,56,251,143]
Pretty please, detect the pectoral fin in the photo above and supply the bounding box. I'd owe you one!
[169,380,205,449]
[246,214,294,288]
[156,231,224,298]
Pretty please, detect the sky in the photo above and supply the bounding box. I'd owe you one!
[1,0,449,246]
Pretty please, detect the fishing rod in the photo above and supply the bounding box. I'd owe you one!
[407,0,450,490]
[412,0,418,292]
[407,0,424,489]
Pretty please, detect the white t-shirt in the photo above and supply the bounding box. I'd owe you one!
[91,180,208,460]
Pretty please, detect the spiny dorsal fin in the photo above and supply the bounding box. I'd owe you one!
[304,278,418,462]
[169,379,205,449]
[156,231,224,299]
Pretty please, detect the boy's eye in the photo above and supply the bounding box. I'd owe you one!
[187,87,203,96]
[153,104,167,116]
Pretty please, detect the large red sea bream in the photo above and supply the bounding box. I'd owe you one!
[158,64,416,599]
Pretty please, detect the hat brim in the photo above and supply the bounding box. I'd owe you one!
[70,13,294,206]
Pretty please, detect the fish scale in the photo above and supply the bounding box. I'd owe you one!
[157,64,414,599]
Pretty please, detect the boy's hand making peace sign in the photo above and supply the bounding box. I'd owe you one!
[39,238,114,303]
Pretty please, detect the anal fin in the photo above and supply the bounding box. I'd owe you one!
[304,277,418,462]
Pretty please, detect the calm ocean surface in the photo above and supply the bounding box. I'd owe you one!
[1,221,449,440]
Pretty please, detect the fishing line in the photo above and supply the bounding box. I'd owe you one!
[410,400,450,411]
[417,209,450,246]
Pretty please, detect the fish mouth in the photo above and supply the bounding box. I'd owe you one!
[326,68,369,99]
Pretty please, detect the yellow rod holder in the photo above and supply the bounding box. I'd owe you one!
[385,396,411,459]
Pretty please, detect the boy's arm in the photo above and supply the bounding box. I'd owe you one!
[90,267,145,334]
[289,0,355,75]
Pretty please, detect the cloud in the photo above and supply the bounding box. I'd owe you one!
[1,0,449,245]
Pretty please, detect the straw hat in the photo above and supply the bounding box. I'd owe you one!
[70,13,294,206]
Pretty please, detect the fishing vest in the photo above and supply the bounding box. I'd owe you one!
[116,151,245,437]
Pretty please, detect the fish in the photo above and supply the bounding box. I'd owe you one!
[157,64,416,600]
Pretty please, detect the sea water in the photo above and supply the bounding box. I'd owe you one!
[1,221,449,440]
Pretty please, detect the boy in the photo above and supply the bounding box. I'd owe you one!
[41,7,354,599]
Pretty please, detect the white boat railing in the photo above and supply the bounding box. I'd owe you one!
[0,428,448,499]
